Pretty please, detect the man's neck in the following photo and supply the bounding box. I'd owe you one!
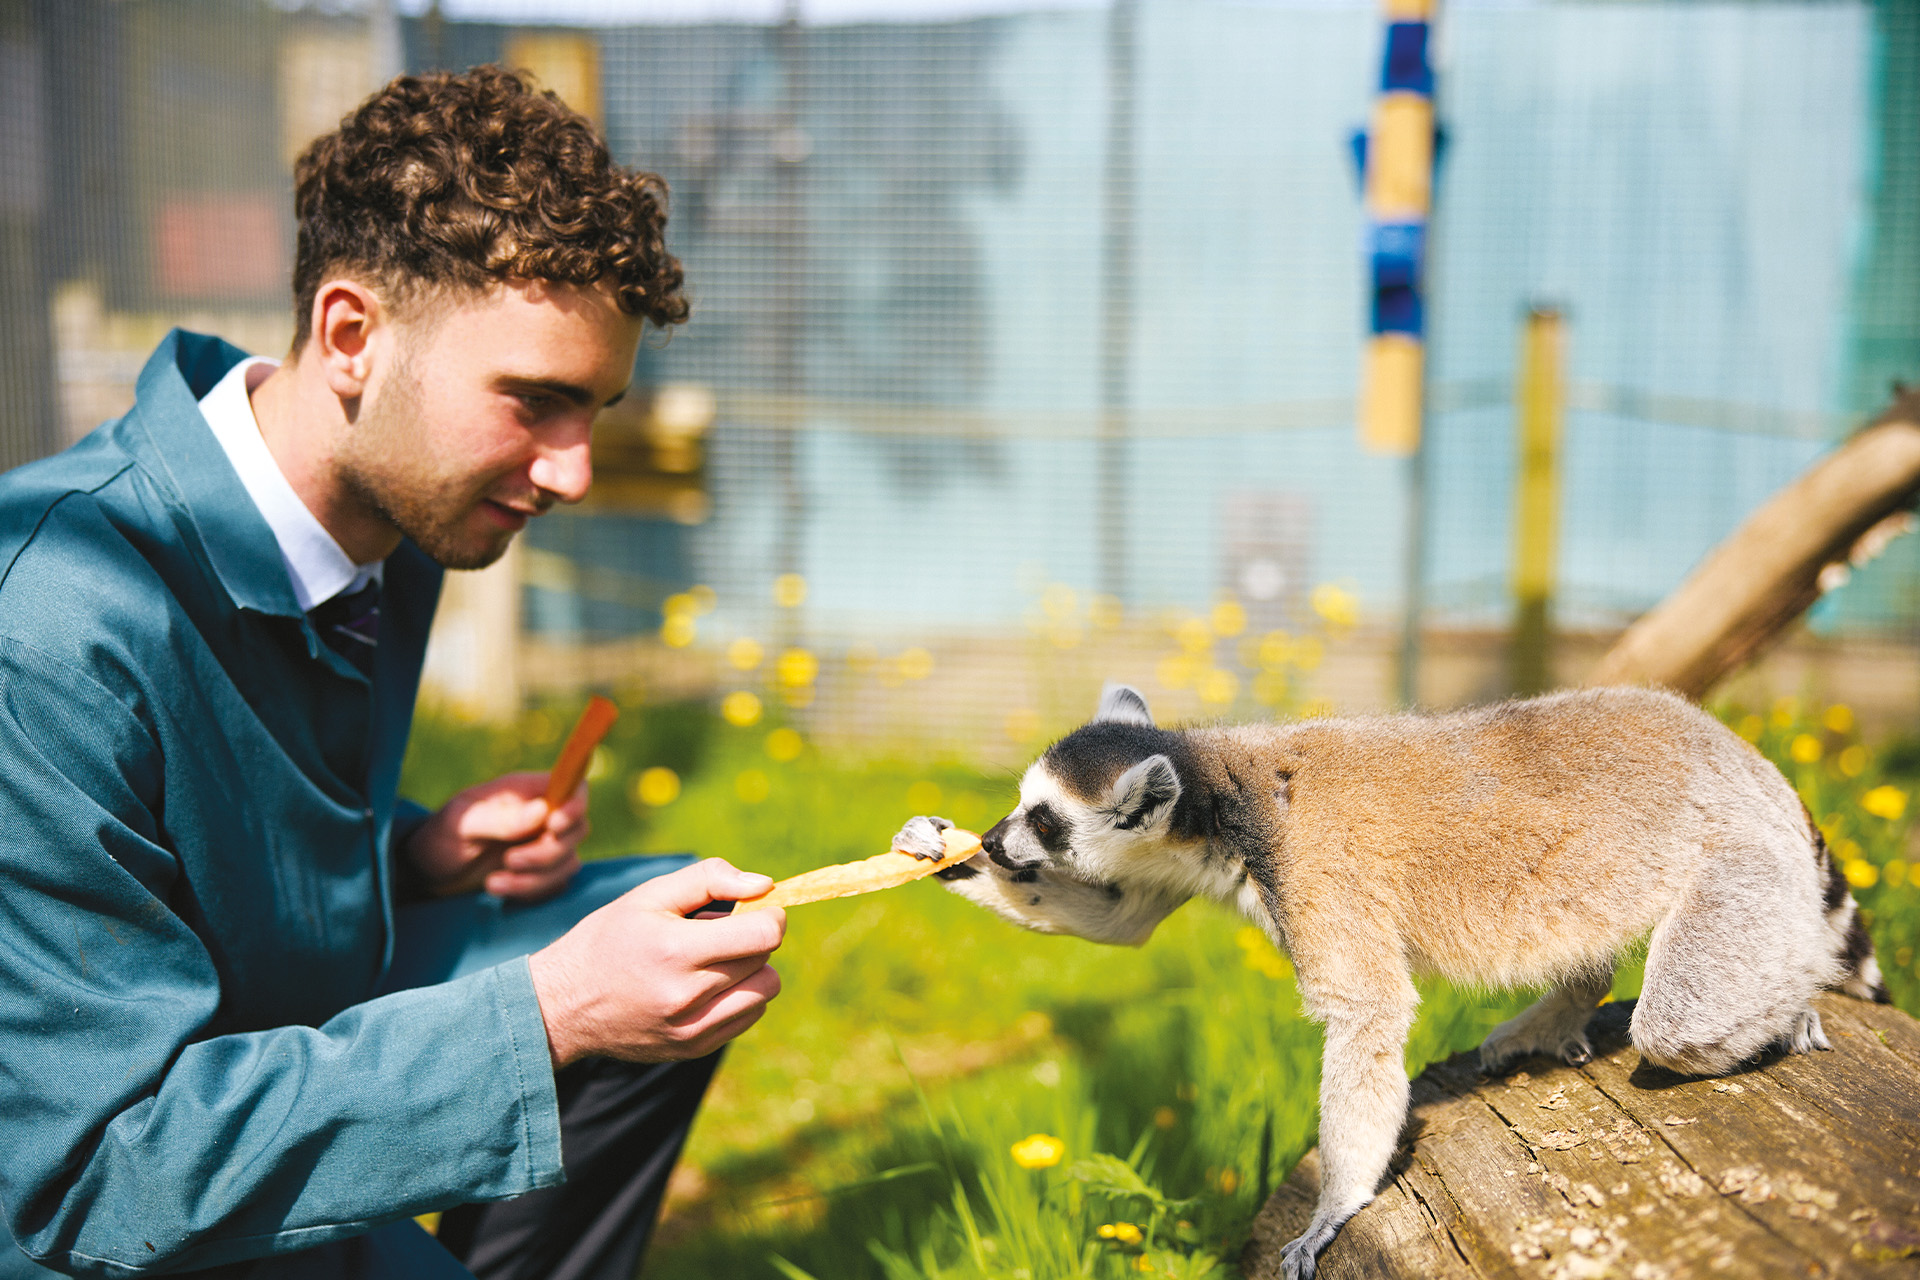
[248,354,402,566]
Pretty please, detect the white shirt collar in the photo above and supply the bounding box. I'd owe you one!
[198,356,382,613]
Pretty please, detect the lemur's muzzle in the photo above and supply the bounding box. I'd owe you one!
[982,818,1045,874]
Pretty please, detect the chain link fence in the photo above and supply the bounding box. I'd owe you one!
[3,0,1917,756]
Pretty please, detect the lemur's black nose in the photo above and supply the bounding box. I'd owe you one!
[982,817,1018,869]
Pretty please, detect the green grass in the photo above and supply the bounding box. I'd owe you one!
[398,694,1920,1280]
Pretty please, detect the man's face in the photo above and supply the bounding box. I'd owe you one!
[338,278,644,570]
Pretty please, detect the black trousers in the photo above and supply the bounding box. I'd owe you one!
[435,1052,721,1280]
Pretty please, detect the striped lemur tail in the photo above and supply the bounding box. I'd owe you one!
[1806,801,1891,1004]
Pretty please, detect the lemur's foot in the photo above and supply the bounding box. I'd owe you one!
[1479,1028,1593,1074]
[893,814,954,861]
[1279,1211,1349,1280]
[1785,1008,1831,1055]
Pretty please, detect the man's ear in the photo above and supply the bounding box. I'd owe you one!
[1104,754,1180,830]
[312,279,385,401]
[1094,683,1155,729]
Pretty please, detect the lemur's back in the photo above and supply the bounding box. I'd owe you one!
[1225,686,1804,988]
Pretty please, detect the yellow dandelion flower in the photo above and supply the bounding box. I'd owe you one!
[1097,1224,1117,1239]
[1769,697,1798,729]
[1153,1106,1177,1130]
[776,647,818,688]
[1009,1133,1064,1169]
[766,727,804,762]
[1311,583,1360,629]
[1217,1168,1240,1194]
[631,766,680,808]
[734,768,770,804]
[898,647,935,681]
[1885,859,1909,889]
[721,691,764,727]
[1211,599,1247,638]
[1100,1222,1144,1246]
[1863,785,1909,821]
[1839,745,1868,778]
[1175,616,1212,655]
[1291,635,1325,672]
[773,573,807,608]
[1197,668,1239,706]
[728,637,764,671]
[1156,656,1193,691]
[660,614,697,648]
[1258,631,1293,669]
[1252,669,1289,707]
[1824,704,1855,735]
[1789,733,1823,764]
[662,592,697,620]
[1735,714,1764,742]
[1844,859,1879,890]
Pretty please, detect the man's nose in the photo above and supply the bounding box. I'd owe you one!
[529,431,593,505]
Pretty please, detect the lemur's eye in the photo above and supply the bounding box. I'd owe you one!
[1025,802,1071,853]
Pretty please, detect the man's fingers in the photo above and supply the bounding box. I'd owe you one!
[636,857,775,917]
[460,792,552,845]
[675,908,785,965]
[676,962,781,1043]
[546,783,588,835]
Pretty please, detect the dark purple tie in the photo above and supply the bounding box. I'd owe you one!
[309,578,381,679]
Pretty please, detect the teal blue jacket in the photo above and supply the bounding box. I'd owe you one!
[0,334,562,1274]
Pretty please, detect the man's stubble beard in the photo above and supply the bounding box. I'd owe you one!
[336,349,518,572]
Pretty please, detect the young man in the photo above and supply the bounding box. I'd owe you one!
[0,67,783,1279]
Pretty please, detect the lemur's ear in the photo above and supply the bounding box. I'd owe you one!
[1105,754,1180,830]
[1094,683,1155,728]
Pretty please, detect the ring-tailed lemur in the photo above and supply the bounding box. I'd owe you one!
[894,683,1887,1280]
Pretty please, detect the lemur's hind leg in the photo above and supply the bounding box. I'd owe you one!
[1478,963,1615,1073]
[1632,836,1837,1076]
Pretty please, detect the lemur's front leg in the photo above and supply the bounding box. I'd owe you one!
[1282,940,1419,1280]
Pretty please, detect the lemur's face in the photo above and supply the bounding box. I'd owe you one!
[938,685,1192,943]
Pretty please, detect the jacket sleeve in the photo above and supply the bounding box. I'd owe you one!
[0,640,564,1275]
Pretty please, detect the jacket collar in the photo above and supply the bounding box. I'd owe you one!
[123,330,306,619]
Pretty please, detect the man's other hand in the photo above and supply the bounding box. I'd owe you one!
[406,772,589,900]
[527,859,784,1067]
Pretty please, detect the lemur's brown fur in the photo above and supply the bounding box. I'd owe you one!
[930,685,1885,1280]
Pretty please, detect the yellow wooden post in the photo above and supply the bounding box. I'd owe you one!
[1358,0,1435,457]
[1511,304,1565,695]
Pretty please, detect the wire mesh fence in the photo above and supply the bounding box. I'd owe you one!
[3,0,1917,757]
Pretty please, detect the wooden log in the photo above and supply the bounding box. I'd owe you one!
[1242,994,1920,1279]
[1584,390,1920,699]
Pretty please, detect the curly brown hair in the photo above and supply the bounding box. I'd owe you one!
[291,64,688,347]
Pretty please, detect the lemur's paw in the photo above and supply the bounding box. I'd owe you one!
[893,815,954,860]
[1279,1213,1345,1280]
[1786,1008,1831,1055]
[1278,1237,1318,1280]
[1558,1032,1595,1067]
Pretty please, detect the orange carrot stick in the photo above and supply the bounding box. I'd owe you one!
[546,695,619,807]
